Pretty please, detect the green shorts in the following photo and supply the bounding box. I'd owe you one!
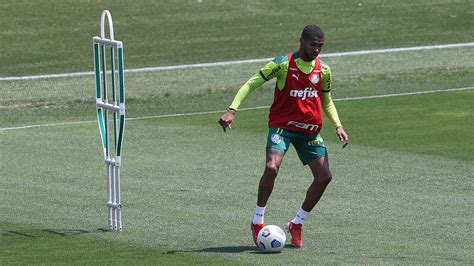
[266,127,328,165]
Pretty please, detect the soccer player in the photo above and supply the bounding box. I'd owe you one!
[218,25,349,248]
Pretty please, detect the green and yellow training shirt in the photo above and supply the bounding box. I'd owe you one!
[229,52,343,128]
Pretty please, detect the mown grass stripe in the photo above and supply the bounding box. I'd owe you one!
[0,87,472,132]
[1,42,473,81]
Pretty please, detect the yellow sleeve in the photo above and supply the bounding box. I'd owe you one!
[322,91,342,128]
[320,63,343,128]
[229,58,286,110]
[229,73,266,110]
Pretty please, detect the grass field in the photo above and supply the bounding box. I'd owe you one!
[1,0,473,264]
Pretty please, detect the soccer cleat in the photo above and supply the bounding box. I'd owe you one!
[286,221,303,248]
[251,222,264,247]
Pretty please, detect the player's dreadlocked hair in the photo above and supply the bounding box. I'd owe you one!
[301,25,325,40]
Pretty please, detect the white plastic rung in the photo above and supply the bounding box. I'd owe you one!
[96,101,120,112]
[105,158,121,166]
[106,202,121,209]
[93,36,123,48]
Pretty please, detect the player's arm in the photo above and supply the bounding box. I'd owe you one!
[320,63,349,148]
[228,73,266,111]
[218,74,264,132]
[218,59,284,132]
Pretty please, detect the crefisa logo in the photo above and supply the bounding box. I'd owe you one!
[289,87,318,100]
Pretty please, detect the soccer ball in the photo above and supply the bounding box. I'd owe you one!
[257,225,286,252]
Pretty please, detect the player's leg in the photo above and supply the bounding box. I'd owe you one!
[287,134,330,248]
[252,148,284,246]
[302,156,332,212]
[252,127,289,247]
[256,148,285,207]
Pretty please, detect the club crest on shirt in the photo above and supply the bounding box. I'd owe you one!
[310,73,320,85]
[271,133,282,144]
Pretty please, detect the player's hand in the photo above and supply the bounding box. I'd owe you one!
[218,109,236,132]
[336,127,349,148]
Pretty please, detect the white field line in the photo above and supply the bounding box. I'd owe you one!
[1,86,472,132]
[1,42,474,81]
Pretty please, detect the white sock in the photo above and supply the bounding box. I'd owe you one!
[291,208,310,225]
[252,205,266,224]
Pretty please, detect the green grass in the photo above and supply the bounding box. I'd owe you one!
[1,91,473,264]
[1,0,473,264]
[339,90,474,161]
[2,46,473,127]
[0,0,473,76]
[0,225,237,265]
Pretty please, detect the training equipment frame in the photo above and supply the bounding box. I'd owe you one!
[93,10,125,231]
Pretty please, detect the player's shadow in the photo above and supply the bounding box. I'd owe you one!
[167,245,257,254]
[167,244,298,254]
